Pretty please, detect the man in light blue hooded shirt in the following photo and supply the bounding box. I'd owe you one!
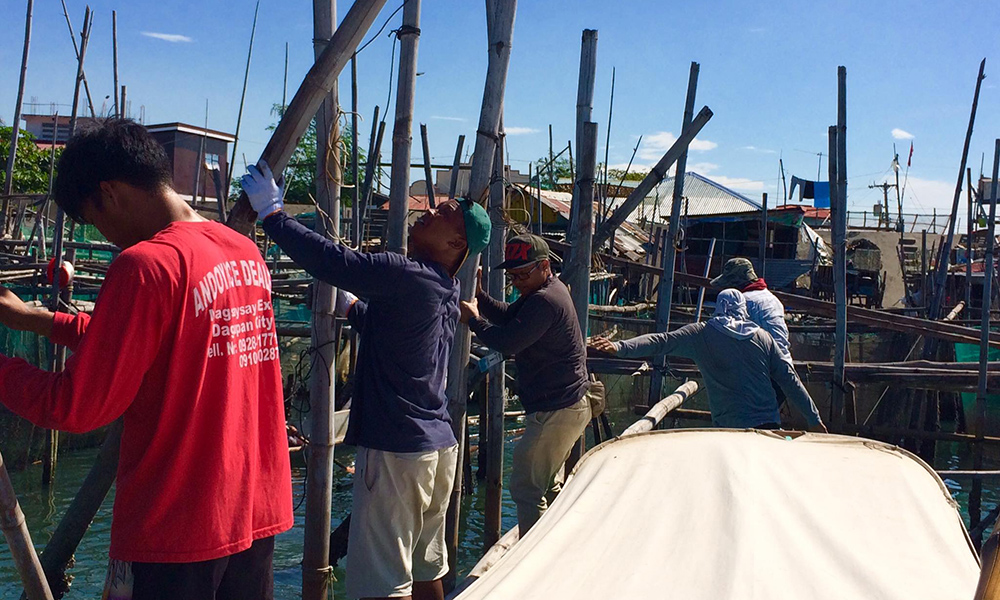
[590,290,826,431]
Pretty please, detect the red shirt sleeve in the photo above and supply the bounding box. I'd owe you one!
[50,311,91,351]
[0,251,173,433]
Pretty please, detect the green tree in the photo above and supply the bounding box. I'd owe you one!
[233,104,366,206]
[532,155,573,190]
[607,167,650,182]
[0,126,60,194]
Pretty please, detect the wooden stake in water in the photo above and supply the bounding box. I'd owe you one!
[0,450,53,600]
[444,0,517,588]
[648,61,699,405]
[302,0,341,597]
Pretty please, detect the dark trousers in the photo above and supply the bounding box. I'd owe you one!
[132,536,275,600]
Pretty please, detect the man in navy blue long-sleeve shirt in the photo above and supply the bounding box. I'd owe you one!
[242,162,490,600]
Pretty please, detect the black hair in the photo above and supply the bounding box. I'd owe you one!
[53,118,173,222]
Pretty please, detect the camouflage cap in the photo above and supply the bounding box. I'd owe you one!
[710,257,759,289]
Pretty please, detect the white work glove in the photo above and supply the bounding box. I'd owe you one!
[240,161,284,220]
[335,289,358,317]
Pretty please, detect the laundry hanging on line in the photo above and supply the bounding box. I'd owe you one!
[788,176,831,208]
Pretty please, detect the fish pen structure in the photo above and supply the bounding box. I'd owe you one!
[1,1,1000,599]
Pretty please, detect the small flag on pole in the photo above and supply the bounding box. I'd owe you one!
[907,141,914,167]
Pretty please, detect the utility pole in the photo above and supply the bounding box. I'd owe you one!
[868,181,897,230]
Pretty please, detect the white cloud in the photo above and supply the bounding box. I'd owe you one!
[505,126,540,135]
[688,162,719,174]
[898,176,955,213]
[892,128,915,140]
[431,115,466,122]
[638,131,716,161]
[740,145,777,154]
[712,176,766,192]
[141,32,193,43]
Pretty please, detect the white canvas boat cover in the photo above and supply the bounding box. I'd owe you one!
[456,430,979,599]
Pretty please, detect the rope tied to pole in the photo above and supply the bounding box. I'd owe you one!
[394,24,420,38]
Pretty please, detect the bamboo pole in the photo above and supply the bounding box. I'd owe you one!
[563,120,598,333]
[967,167,974,315]
[648,61,699,405]
[972,139,1000,551]
[193,100,209,205]
[448,135,465,199]
[358,105,381,238]
[386,0,421,253]
[759,192,768,278]
[226,0,389,234]
[58,0,95,118]
[444,0,516,589]
[112,10,119,118]
[693,238,716,322]
[929,59,986,321]
[566,30,597,241]
[621,381,699,436]
[592,106,713,249]
[829,125,845,427]
[0,450,53,600]
[483,124,506,551]
[548,124,556,190]
[3,0,34,237]
[33,420,122,598]
[420,124,436,208]
[301,1,341,597]
[351,55,360,245]
[226,0,261,194]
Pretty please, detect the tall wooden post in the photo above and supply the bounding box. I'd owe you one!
[58,0,95,118]
[759,192,768,279]
[3,0,34,236]
[351,55,361,246]
[302,1,340,598]
[567,30,597,239]
[112,10,119,117]
[227,0,261,193]
[448,135,466,199]
[0,450,53,600]
[387,0,421,254]
[548,124,556,190]
[967,167,974,316]
[971,139,1000,550]
[420,123,436,208]
[929,59,986,321]
[483,124,506,551]
[358,105,381,235]
[648,61,698,404]
[828,123,844,428]
[444,0,516,587]
[564,121,598,334]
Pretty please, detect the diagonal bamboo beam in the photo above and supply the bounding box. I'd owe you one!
[227,0,389,234]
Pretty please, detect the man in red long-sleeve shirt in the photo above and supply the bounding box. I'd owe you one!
[0,119,292,600]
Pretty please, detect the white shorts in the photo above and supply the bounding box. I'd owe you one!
[345,444,458,599]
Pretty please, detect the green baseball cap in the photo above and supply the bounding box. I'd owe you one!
[458,198,491,257]
[710,257,759,288]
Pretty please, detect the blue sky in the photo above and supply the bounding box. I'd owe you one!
[2,0,999,220]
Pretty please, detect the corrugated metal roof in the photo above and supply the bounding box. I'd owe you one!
[624,172,762,221]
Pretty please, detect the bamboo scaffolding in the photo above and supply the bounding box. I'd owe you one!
[0,450,53,600]
[226,0,261,194]
[649,61,699,405]
[386,0,421,253]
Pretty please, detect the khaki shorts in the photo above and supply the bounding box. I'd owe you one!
[346,444,458,599]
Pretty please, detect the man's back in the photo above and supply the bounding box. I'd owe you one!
[1,220,293,562]
[743,288,791,358]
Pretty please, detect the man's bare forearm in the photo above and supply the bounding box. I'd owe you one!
[11,307,55,338]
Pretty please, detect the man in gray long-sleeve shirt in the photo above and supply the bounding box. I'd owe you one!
[591,289,826,432]
[459,234,590,532]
